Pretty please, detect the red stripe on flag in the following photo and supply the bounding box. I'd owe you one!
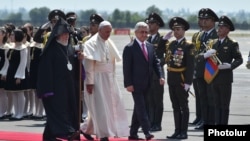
[204,58,219,84]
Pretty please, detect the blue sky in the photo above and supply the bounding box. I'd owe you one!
[1,0,250,13]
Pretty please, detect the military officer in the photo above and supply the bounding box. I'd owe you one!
[82,13,104,42]
[210,16,243,125]
[194,8,219,130]
[165,17,195,139]
[144,12,172,132]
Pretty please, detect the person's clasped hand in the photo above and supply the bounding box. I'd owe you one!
[203,49,216,59]
[218,63,231,70]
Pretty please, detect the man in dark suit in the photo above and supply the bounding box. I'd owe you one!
[144,12,172,132]
[122,21,165,140]
[165,17,195,139]
[210,16,243,124]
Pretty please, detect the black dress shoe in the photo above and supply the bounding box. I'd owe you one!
[100,137,109,141]
[166,132,180,139]
[9,117,23,121]
[189,118,200,125]
[80,131,94,140]
[195,124,204,130]
[0,116,5,120]
[150,126,162,132]
[68,130,80,141]
[145,133,154,140]
[176,132,188,139]
[4,113,13,119]
[128,135,144,140]
[195,120,203,126]
[23,113,33,119]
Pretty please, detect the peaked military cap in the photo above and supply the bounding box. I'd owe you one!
[198,8,206,18]
[218,15,235,31]
[145,12,165,27]
[48,9,66,21]
[198,8,219,21]
[89,14,104,24]
[169,17,190,31]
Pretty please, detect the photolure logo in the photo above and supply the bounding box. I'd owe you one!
[204,125,250,140]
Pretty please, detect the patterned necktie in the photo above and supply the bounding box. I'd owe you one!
[141,43,148,61]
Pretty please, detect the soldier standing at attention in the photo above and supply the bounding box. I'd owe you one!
[189,8,205,126]
[194,8,219,130]
[165,17,195,140]
[144,12,172,132]
[210,16,243,125]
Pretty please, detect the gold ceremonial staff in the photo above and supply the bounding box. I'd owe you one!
[203,42,222,64]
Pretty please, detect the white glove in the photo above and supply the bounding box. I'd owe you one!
[41,21,52,29]
[184,83,190,92]
[218,63,231,70]
[204,49,216,59]
[163,31,173,40]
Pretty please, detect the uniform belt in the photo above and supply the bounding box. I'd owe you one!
[167,67,186,72]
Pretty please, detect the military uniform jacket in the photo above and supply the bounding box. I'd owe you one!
[211,37,243,84]
[195,28,218,78]
[147,32,168,66]
[165,38,195,85]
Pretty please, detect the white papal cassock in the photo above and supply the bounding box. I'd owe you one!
[80,33,129,138]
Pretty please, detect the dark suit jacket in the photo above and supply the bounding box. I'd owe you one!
[122,39,164,90]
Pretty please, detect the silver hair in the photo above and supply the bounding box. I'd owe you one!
[98,20,112,30]
[134,21,149,31]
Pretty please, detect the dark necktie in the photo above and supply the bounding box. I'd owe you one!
[218,40,221,47]
[141,43,148,61]
[202,32,208,42]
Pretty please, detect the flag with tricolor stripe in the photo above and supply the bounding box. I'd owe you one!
[204,57,219,84]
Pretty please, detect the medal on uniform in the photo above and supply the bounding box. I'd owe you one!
[67,61,72,71]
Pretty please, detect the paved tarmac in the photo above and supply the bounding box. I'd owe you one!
[0,32,250,141]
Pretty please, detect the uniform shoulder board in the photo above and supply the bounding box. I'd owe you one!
[185,40,192,45]
[231,39,237,43]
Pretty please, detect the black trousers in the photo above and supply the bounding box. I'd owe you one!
[192,78,202,122]
[196,78,216,125]
[130,87,151,136]
[168,84,189,133]
[213,83,232,125]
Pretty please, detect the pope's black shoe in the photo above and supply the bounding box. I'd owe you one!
[166,132,180,139]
